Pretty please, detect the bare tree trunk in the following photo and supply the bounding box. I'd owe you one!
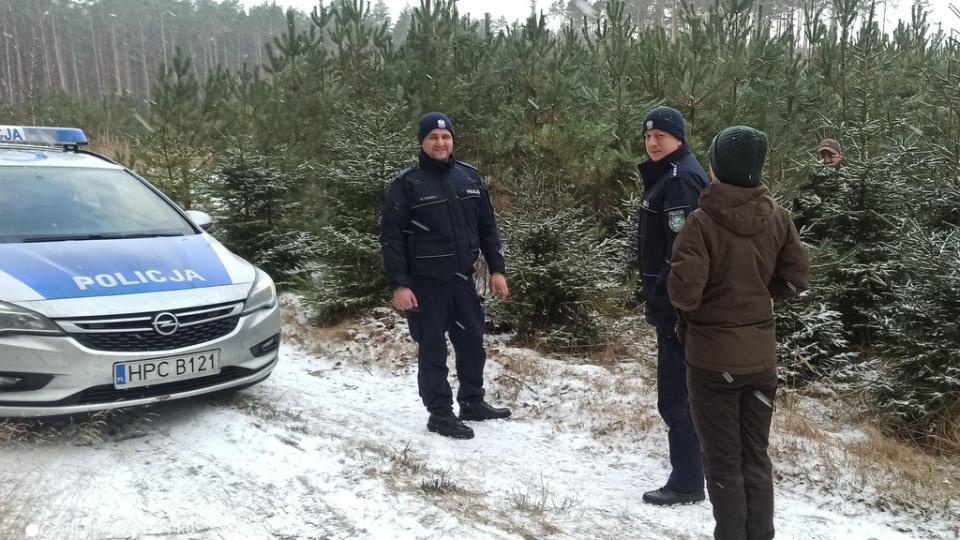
[161,9,168,68]
[195,41,203,81]
[51,15,67,92]
[3,17,13,102]
[13,20,24,103]
[111,21,122,95]
[140,20,151,101]
[205,37,213,76]
[25,25,38,99]
[123,27,134,97]
[71,48,81,96]
[671,0,678,43]
[38,10,52,91]
[89,12,104,98]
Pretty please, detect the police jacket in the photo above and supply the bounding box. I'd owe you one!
[668,183,810,374]
[380,151,505,290]
[637,144,709,326]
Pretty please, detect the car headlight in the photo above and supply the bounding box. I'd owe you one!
[242,269,277,315]
[0,301,63,335]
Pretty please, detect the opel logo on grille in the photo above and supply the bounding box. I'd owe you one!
[152,312,180,336]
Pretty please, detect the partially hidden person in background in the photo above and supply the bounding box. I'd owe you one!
[793,137,843,240]
[817,138,842,166]
[668,125,811,540]
[636,105,709,506]
[379,112,511,441]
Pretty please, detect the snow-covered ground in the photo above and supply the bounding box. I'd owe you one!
[0,301,957,540]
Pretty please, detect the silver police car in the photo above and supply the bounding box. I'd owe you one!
[0,126,281,416]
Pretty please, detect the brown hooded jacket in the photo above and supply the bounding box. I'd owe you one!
[668,183,810,374]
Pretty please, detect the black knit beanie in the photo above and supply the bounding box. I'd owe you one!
[708,126,768,188]
[642,106,686,142]
[417,112,455,144]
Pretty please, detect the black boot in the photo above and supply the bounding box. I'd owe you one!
[458,400,512,421]
[427,412,475,439]
[642,487,705,506]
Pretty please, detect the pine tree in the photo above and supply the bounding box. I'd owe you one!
[202,139,317,287]
[303,103,410,322]
[135,47,227,210]
[486,192,629,350]
[263,7,332,155]
[873,223,960,447]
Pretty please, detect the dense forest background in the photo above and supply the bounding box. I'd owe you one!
[2,0,960,451]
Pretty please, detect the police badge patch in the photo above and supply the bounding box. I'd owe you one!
[668,210,686,232]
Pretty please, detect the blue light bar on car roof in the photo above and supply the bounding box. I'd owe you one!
[0,126,88,146]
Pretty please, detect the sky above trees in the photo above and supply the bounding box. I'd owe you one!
[238,0,960,34]
[241,0,534,22]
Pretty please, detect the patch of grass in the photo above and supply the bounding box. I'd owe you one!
[215,391,302,423]
[419,472,464,495]
[771,388,960,522]
[509,488,547,515]
[509,477,579,516]
[389,442,424,474]
[349,439,429,480]
[285,423,309,435]
[279,299,418,373]
[584,316,655,366]
[777,404,828,442]
[496,354,547,380]
[611,372,647,395]
[917,400,960,456]
[0,409,149,447]
[843,424,960,512]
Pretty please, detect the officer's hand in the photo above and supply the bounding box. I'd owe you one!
[392,287,418,312]
[489,273,509,301]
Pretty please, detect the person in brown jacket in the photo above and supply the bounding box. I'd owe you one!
[667,126,810,540]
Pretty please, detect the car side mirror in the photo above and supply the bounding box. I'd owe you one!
[185,210,213,232]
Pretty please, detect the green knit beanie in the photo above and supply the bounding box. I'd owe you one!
[708,126,768,188]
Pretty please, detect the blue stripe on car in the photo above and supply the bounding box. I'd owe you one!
[0,235,233,299]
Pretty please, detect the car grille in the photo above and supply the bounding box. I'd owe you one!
[58,302,243,352]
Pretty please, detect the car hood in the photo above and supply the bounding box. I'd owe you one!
[0,235,255,303]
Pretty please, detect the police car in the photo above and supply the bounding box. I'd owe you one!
[0,126,281,417]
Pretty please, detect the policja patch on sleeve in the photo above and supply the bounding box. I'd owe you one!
[667,210,686,232]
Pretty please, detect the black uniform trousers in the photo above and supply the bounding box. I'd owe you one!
[687,364,777,540]
[405,278,486,415]
[656,319,706,493]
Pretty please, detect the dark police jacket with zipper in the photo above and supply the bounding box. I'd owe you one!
[380,151,505,290]
[637,144,709,326]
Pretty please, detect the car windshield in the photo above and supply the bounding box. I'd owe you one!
[0,167,196,243]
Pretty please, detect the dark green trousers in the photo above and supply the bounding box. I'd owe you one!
[687,364,777,540]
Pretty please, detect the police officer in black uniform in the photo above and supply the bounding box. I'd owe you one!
[637,106,710,505]
[379,112,510,440]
